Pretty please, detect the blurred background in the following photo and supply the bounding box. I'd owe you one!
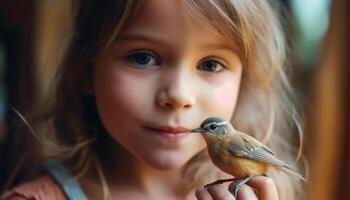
[0,0,348,199]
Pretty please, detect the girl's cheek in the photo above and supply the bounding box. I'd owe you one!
[219,85,238,106]
[219,89,235,105]
[213,84,239,118]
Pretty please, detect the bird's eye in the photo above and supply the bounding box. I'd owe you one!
[209,124,218,131]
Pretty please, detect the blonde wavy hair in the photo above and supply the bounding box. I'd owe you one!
[22,0,304,199]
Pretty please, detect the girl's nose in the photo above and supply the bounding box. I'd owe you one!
[156,70,195,110]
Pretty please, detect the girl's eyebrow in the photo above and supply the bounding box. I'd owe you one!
[116,33,166,44]
[199,43,238,54]
[116,33,238,54]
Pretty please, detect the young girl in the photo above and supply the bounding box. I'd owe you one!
[2,0,304,199]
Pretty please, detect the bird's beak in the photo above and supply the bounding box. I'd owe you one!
[191,127,205,133]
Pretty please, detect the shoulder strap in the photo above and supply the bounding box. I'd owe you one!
[43,159,88,200]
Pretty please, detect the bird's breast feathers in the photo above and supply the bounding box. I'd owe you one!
[206,138,268,177]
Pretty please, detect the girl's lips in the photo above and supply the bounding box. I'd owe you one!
[144,126,191,140]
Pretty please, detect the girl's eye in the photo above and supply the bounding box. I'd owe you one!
[126,52,159,67]
[198,59,225,73]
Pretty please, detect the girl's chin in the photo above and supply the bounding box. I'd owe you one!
[143,155,189,170]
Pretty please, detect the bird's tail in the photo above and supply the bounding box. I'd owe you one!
[280,165,306,181]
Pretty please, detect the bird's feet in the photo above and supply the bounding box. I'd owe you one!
[228,176,253,198]
[204,178,237,188]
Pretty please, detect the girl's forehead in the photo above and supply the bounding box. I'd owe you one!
[123,0,210,34]
[117,0,238,51]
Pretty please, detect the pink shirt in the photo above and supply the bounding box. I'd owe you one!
[2,160,88,200]
[1,175,67,200]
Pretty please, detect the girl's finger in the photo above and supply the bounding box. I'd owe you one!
[245,176,279,200]
[207,184,236,200]
[235,185,258,200]
[195,187,214,200]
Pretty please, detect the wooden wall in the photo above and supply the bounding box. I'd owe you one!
[0,0,37,191]
[306,0,350,199]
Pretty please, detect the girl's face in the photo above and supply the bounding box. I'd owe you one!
[93,0,242,170]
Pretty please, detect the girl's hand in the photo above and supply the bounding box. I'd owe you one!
[195,176,278,200]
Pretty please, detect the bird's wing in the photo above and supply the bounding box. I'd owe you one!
[227,133,285,167]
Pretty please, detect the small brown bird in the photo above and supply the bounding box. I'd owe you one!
[192,117,305,197]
